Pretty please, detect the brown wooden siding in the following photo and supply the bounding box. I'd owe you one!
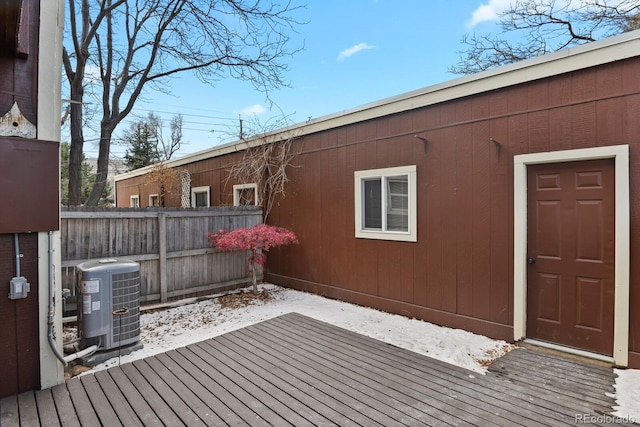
[0,0,49,399]
[116,56,640,366]
[0,137,59,233]
[266,57,640,365]
[116,154,250,208]
[0,233,40,398]
[0,0,57,234]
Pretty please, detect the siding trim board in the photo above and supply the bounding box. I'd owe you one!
[513,145,630,366]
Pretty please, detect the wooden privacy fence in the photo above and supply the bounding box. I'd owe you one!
[61,206,262,309]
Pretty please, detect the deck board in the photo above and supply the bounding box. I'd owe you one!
[17,392,40,427]
[103,367,163,426]
[284,312,615,423]
[261,314,566,426]
[79,374,123,426]
[242,320,476,426]
[64,376,100,427]
[1,394,19,427]
[1,312,617,426]
[130,359,205,426]
[232,327,420,426]
[213,335,365,427]
[151,352,244,426]
[224,328,423,426]
[275,313,585,425]
[34,389,61,427]
[194,340,328,426]
[118,361,186,426]
[92,370,144,427]
[49,384,81,427]
[165,348,269,427]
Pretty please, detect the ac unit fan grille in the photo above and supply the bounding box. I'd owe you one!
[112,270,140,344]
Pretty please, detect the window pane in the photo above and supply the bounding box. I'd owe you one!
[363,179,382,229]
[386,175,408,231]
[239,188,255,205]
[195,192,208,207]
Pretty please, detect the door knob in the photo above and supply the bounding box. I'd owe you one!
[527,257,536,265]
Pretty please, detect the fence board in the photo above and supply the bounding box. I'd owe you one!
[61,207,262,312]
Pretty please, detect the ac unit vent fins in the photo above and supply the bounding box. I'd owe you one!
[112,270,140,344]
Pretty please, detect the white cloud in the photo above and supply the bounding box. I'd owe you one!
[239,104,266,116]
[468,0,512,27]
[337,43,374,61]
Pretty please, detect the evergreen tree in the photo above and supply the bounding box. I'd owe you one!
[123,118,161,171]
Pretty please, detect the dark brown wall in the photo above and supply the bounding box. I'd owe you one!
[116,56,640,366]
[0,233,41,397]
[0,0,58,234]
[0,0,49,398]
[0,137,60,233]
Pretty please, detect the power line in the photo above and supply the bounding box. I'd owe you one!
[130,108,238,121]
[134,102,244,118]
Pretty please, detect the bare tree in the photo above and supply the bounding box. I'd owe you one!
[225,115,303,221]
[449,0,640,75]
[162,114,183,161]
[63,0,304,206]
[146,163,184,206]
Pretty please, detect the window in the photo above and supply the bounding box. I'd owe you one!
[149,194,159,207]
[354,165,417,242]
[233,183,259,206]
[130,195,140,208]
[191,186,210,207]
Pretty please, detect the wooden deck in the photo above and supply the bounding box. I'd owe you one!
[1,312,618,426]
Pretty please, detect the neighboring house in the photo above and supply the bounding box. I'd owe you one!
[0,1,65,398]
[115,30,640,368]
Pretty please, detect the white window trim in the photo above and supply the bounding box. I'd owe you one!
[149,194,159,207]
[513,145,629,367]
[233,183,259,206]
[130,195,140,208]
[354,165,417,242]
[191,186,210,207]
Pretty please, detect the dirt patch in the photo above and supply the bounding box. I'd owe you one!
[218,289,272,310]
[477,343,517,367]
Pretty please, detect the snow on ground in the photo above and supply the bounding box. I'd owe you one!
[612,369,640,422]
[84,284,639,421]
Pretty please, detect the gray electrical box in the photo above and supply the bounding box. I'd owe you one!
[77,258,141,350]
[8,276,30,299]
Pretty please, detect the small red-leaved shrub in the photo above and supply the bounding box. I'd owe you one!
[207,224,298,293]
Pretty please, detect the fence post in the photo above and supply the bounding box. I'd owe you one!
[158,212,168,302]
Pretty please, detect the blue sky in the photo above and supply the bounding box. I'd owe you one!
[103,0,512,160]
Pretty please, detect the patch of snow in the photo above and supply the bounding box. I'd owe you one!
[612,368,640,423]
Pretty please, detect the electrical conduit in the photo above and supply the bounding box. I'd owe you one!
[47,231,68,366]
